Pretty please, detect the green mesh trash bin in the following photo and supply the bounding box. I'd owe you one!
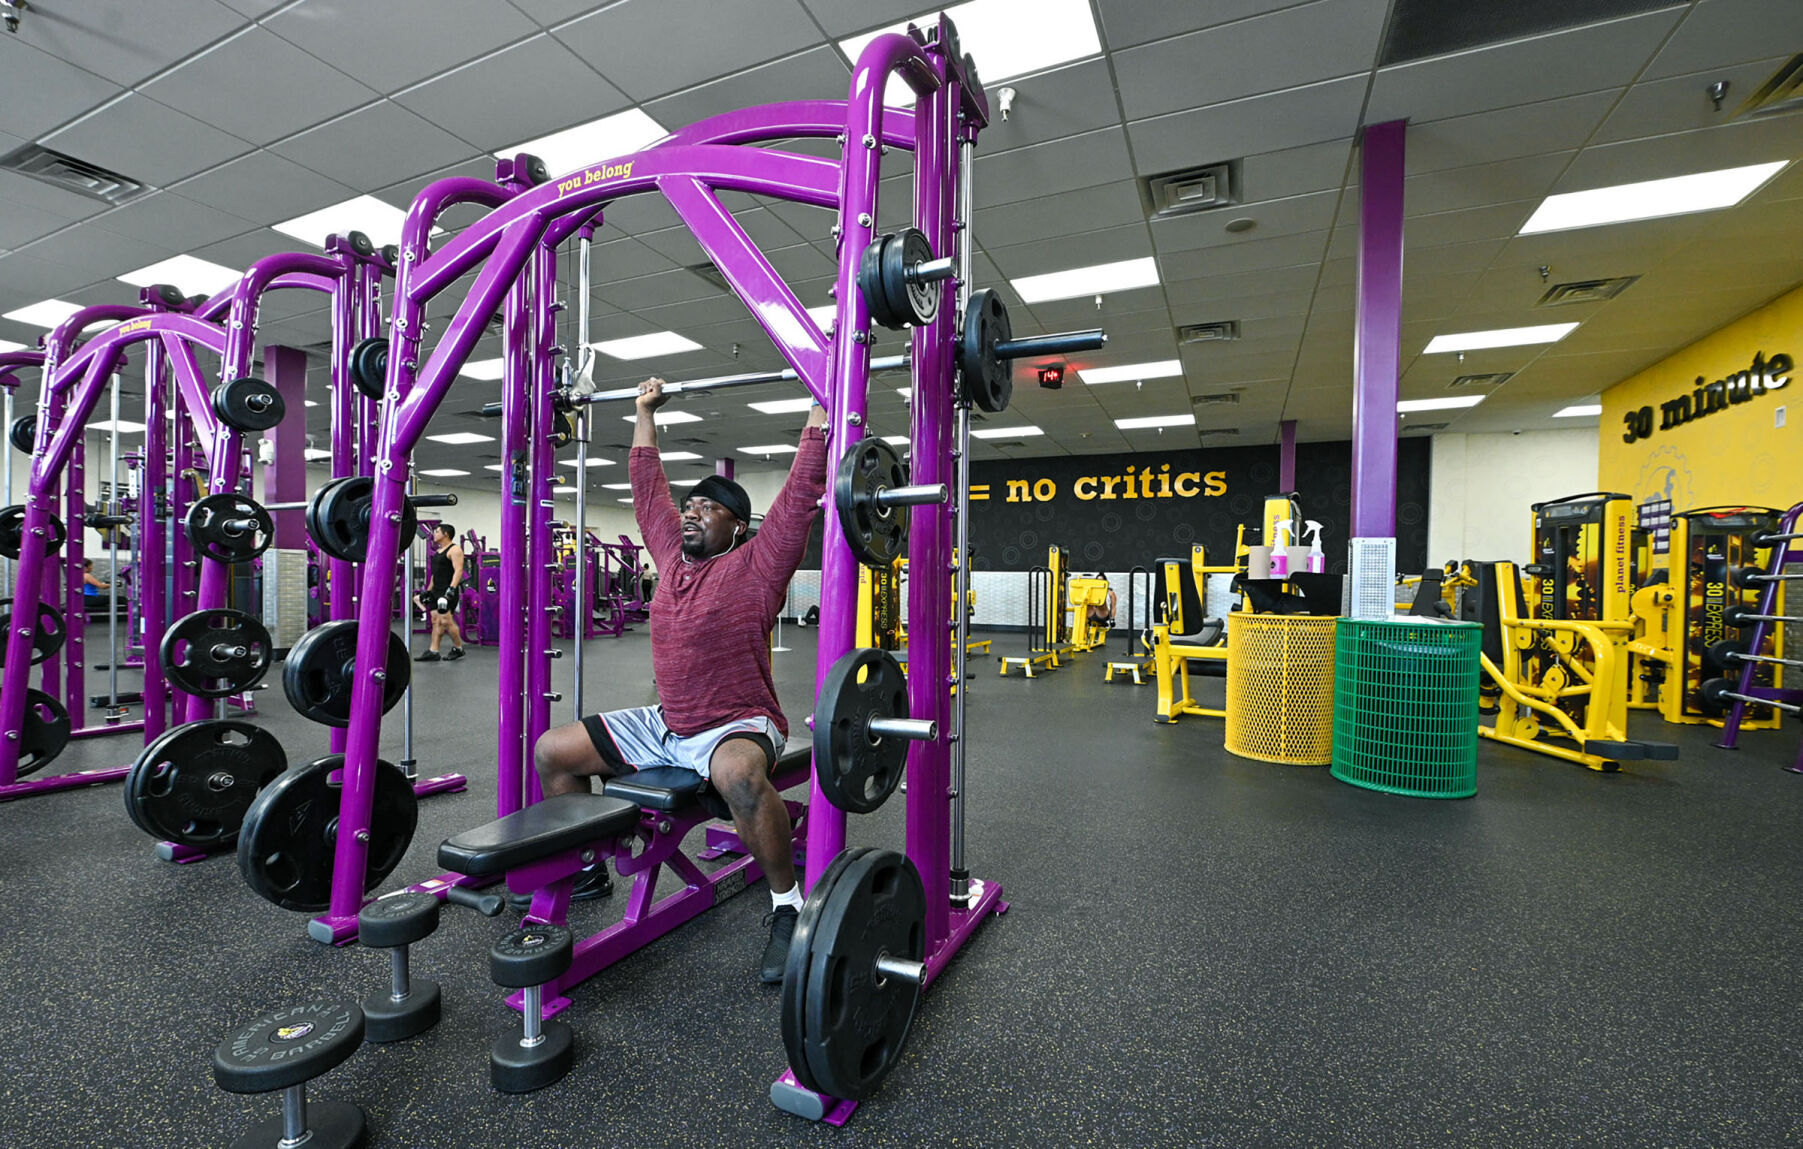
[1331,618,1481,798]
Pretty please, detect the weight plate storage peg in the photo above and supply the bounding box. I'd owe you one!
[283,620,410,728]
[306,476,416,564]
[348,337,388,400]
[957,288,1013,413]
[15,687,71,777]
[781,847,926,1102]
[8,414,35,453]
[185,493,273,563]
[160,608,273,698]
[211,376,286,432]
[237,754,419,912]
[0,598,66,666]
[834,437,909,567]
[124,720,287,849]
[813,647,912,815]
[0,505,66,559]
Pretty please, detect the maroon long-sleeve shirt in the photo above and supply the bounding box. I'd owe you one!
[630,426,826,737]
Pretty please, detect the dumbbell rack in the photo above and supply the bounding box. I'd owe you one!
[1713,499,1803,769]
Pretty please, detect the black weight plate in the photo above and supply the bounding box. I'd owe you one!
[16,687,71,777]
[812,647,910,815]
[305,476,415,563]
[283,620,409,728]
[348,337,389,401]
[347,230,375,258]
[957,288,1012,414]
[1699,676,1734,715]
[185,492,272,563]
[1730,566,1764,589]
[882,227,938,328]
[8,414,35,453]
[1703,638,1750,674]
[160,608,272,698]
[237,754,418,912]
[0,597,65,666]
[0,505,66,560]
[211,376,286,433]
[798,848,925,1101]
[781,847,871,1095]
[1722,604,1758,629]
[858,234,902,330]
[125,720,287,848]
[833,437,909,567]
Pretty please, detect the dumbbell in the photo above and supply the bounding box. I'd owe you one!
[488,924,574,1093]
[359,887,504,1042]
[212,1000,367,1149]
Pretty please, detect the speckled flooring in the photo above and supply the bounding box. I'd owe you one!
[2,625,1801,1148]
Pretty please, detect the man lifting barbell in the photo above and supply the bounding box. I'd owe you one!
[532,375,827,983]
[414,523,466,662]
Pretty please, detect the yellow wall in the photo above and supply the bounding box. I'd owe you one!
[1600,284,1801,510]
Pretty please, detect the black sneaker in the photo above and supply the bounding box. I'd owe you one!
[760,904,800,985]
[444,647,465,661]
[415,650,441,662]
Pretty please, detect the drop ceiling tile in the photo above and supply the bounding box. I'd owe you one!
[1645,0,1803,79]
[141,28,379,146]
[1405,239,1508,277]
[1239,138,1355,200]
[1095,0,1306,50]
[1150,189,1341,254]
[1400,152,1575,217]
[972,181,1146,250]
[45,94,254,190]
[0,43,124,139]
[1128,75,1367,177]
[634,225,713,269]
[956,57,1124,154]
[1157,229,1330,280]
[1556,116,1803,190]
[16,223,176,286]
[598,194,687,236]
[373,157,501,212]
[1593,56,1791,145]
[557,0,824,102]
[1488,212,1712,272]
[1025,284,1167,330]
[267,0,538,92]
[1402,200,1536,249]
[174,151,356,225]
[763,242,837,281]
[1403,91,1619,174]
[1365,9,1683,125]
[27,0,246,86]
[272,101,478,190]
[988,223,1152,279]
[594,267,722,311]
[0,170,108,228]
[637,293,760,336]
[1116,0,1385,121]
[191,228,306,273]
[395,34,629,153]
[644,46,851,134]
[974,126,1135,208]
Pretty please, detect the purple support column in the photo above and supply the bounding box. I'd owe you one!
[1350,119,1406,539]
[263,345,308,548]
[715,457,734,479]
[325,263,360,754]
[1279,419,1297,493]
[495,245,532,816]
[524,242,555,793]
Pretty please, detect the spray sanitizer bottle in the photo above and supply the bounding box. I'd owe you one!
[1270,520,1293,578]
[1303,520,1326,573]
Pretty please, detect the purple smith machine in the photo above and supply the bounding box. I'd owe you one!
[1708,499,1803,768]
[281,16,1101,1120]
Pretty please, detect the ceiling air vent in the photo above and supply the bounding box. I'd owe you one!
[1735,54,1803,119]
[1403,421,1450,434]
[1177,320,1240,343]
[686,261,732,294]
[1142,161,1238,220]
[1536,276,1638,307]
[1449,371,1512,389]
[0,144,146,205]
[1198,427,1239,439]
[1191,391,1242,406]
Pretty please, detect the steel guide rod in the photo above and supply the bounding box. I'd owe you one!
[572,227,594,721]
[948,126,976,908]
[400,469,416,777]
[2,384,12,594]
[107,373,121,712]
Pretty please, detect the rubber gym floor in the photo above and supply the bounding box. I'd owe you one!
[2,626,1800,1149]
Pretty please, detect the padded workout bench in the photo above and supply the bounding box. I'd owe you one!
[438,747,812,1020]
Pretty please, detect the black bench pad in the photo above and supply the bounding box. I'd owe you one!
[601,746,813,814]
[439,793,641,877]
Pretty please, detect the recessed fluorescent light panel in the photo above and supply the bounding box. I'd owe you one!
[559,457,615,468]
[553,485,578,494]
[1115,414,1195,430]
[603,482,634,490]
[418,468,469,477]
[1080,360,1182,385]
[88,419,147,434]
[749,397,816,414]
[304,448,332,461]
[1397,396,1485,412]
[806,304,837,327]
[304,400,319,408]
[1012,257,1158,304]
[659,451,703,461]
[117,255,241,296]
[840,0,1101,105]
[1519,161,1788,235]
[1554,403,1603,417]
[496,108,667,176]
[0,340,24,353]
[425,432,494,445]
[1422,324,1578,355]
[883,435,909,445]
[619,410,702,425]
[483,464,507,471]
[970,425,1045,439]
[617,497,635,503]
[740,444,798,455]
[592,332,704,360]
[460,358,505,381]
[4,299,83,329]
[273,194,430,249]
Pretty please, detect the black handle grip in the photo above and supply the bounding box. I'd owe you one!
[445,886,504,917]
[994,329,1107,360]
[85,514,133,528]
[411,493,459,508]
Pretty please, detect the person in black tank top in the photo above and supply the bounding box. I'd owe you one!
[414,523,467,661]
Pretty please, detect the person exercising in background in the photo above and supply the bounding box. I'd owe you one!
[533,376,827,982]
[1088,575,1117,628]
[414,523,466,662]
[82,559,109,598]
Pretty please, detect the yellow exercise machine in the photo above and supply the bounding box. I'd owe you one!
[1000,545,1069,677]
[1149,545,1232,723]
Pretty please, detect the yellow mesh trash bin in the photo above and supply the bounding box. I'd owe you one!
[1224,614,1338,765]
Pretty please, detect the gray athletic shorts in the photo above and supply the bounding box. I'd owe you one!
[581,705,784,780]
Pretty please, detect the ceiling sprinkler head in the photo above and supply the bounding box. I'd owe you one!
[1708,80,1729,112]
[997,86,1017,122]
